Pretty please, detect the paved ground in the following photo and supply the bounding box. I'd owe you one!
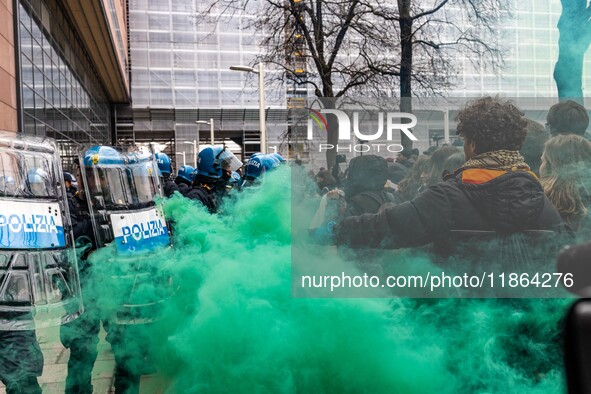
[0,325,168,393]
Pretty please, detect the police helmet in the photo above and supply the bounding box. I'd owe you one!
[176,165,195,183]
[155,152,172,176]
[261,154,280,170]
[228,171,242,188]
[63,172,75,183]
[196,146,243,179]
[26,168,49,195]
[243,156,265,181]
[270,152,286,163]
[82,146,123,166]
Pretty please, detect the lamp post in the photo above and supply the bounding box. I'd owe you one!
[175,152,186,166]
[443,108,450,144]
[183,141,197,168]
[229,63,266,154]
[196,120,215,145]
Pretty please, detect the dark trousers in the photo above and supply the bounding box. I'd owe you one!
[0,330,43,394]
[105,322,146,394]
[61,315,146,394]
[60,309,100,394]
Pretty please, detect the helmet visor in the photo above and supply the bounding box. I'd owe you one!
[217,148,243,172]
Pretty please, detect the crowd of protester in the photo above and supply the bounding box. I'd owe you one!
[306,98,591,247]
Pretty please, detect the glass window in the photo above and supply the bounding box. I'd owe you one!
[148,31,171,43]
[219,71,243,88]
[133,70,150,85]
[22,85,35,109]
[131,48,149,67]
[151,88,174,106]
[197,71,219,88]
[149,51,171,68]
[518,45,534,60]
[18,1,110,143]
[173,32,195,43]
[221,89,241,104]
[149,14,170,30]
[21,55,34,87]
[174,51,195,68]
[129,11,148,29]
[148,0,170,12]
[197,89,219,106]
[174,88,196,106]
[196,33,218,49]
[220,34,240,46]
[198,51,219,69]
[174,70,196,85]
[220,52,240,68]
[150,70,172,87]
[196,20,218,33]
[172,14,192,31]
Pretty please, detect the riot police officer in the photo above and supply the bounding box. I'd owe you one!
[241,153,279,189]
[63,172,78,198]
[0,133,83,394]
[1,165,45,394]
[175,165,194,196]
[61,145,172,394]
[60,158,101,394]
[155,152,178,197]
[185,145,242,213]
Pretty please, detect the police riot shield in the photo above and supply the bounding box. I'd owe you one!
[0,132,83,330]
[80,145,173,324]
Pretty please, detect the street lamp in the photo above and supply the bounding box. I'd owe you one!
[196,119,215,145]
[183,141,197,168]
[175,152,186,167]
[229,63,266,154]
[443,108,450,144]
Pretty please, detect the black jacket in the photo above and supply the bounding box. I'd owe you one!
[177,183,190,196]
[344,190,397,217]
[335,168,566,250]
[184,186,218,213]
[68,193,96,275]
[162,177,179,198]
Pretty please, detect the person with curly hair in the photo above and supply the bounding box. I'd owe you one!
[332,97,565,257]
[540,134,591,234]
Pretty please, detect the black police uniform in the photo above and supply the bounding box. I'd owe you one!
[184,175,227,213]
[62,190,146,393]
[60,191,100,394]
[0,323,43,394]
[162,175,179,198]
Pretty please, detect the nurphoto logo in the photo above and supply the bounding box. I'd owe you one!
[306,107,418,153]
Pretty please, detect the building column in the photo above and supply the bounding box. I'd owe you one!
[0,0,18,134]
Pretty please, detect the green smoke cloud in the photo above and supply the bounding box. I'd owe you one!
[82,166,569,393]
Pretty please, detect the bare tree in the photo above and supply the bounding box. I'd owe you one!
[554,0,591,101]
[197,0,508,168]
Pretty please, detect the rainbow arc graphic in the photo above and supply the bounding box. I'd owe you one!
[307,108,327,130]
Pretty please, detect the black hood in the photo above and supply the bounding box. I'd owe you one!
[458,171,546,233]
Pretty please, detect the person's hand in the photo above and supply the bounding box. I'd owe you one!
[326,189,342,199]
[325,189,347,216]
[310,221,336,245]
